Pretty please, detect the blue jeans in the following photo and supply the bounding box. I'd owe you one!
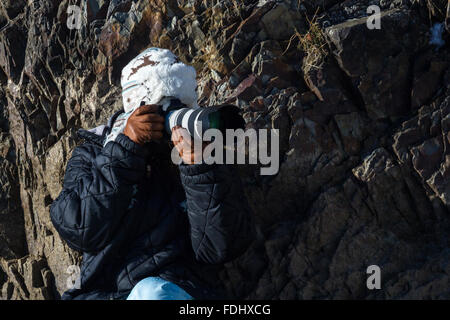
[126,277,193,300]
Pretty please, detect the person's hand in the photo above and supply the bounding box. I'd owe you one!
[171,126,207,165]
[123,105,165,145]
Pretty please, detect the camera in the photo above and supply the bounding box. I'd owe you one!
[156,96,245,140]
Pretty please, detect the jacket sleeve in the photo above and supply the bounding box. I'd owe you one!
[50,133,149,253]
[179,163,256,264]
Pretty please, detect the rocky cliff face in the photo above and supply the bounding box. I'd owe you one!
[0,0,449,300]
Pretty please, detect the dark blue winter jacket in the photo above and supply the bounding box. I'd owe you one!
[50,111,255,300]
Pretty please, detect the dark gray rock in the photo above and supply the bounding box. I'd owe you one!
[326,8,429,120]
[0,0,449,300]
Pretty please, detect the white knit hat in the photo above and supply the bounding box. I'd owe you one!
[104,48,198,146]
[121,47,199,112]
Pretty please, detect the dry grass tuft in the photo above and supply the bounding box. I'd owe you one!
[230,0,243,21]
[412,0,447,22]
[283,9,328,70]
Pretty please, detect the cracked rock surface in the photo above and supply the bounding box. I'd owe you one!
[0,0,449,299]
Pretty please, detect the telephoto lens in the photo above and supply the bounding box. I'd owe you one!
[158,97,245,140]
